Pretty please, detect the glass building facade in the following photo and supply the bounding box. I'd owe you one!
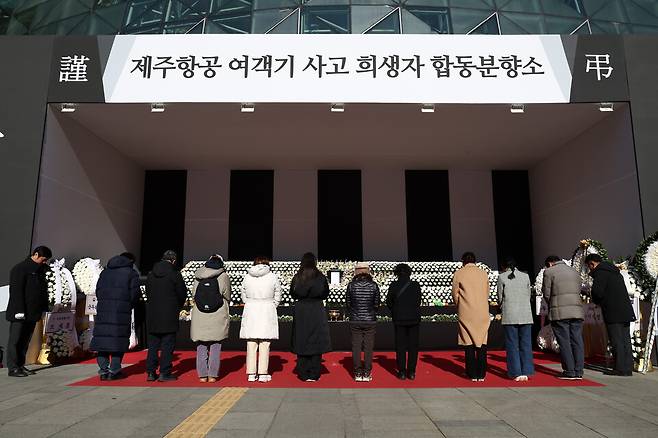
[1,0,658,36]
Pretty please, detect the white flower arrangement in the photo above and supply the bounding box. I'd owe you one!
[631,330,644,367]
[533,259,571,296]
[72,258,103,296]
[46,259,76,307]
[181,260,499,308]
[644,241,658,281]
[47,330,72,358]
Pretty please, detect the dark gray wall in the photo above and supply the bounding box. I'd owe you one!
[624,36,658,236]
[0,37,54,286]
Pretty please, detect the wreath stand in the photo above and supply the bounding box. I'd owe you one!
[640,279,658,374]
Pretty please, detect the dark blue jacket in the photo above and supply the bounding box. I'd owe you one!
[90,256,140,352]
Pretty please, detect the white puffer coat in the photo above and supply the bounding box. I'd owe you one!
[239,264,282,340]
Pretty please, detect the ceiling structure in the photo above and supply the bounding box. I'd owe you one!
[64,102,624,170]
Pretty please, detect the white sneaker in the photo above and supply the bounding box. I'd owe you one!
[247,374,257,382]
[258,374,271,383]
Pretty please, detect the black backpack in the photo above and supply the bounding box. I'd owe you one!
[194,277,224,313]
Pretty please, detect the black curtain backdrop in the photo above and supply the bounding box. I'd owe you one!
[491,170,535,277]
[139,170,187,272]
[318,170,363,260]
[405,170,453,261]
[228,170,274,261]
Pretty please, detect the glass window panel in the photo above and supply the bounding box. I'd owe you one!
[209,11,250,32]
[450,7,494,33]
[544,15,587,33]
[301,5,349,33]
[405,6,450,33]
[166,0,211,22]
[31,12,87,34]
[572,19,591,33]
[351,4,394,33]
[253,0,298,10]
[401,9,432,33]
[267,8,297,32]
[252,7,295,32]
[623,1,658,26]
[632,23,658,33]
[80,14,120,34]
[364,8,399,33]
[497,0,541,14]
[93,4,126,29]
[164,18,204,32]
[27,0,87,29]
[407,0,448,6]
[203,18,227,32]
[448,0,495,9]
[209,0,252,15]
[306,0,349,5]
[469,12,498,33]
[583,0,628,22]
[541,0,585,17]
[125,0,165,29]
[499,11,546,33]
[630,0,658,17]
[589,19,631,33]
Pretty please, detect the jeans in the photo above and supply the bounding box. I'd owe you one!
[394,324,419,373]
[350,323,376,374]
[6,321,37,371]
[196,342,222,378]
[146,332,176,375]
[296,354,322,381]
[504,324,534,378]
[97,352,124,376]
[551,319,584,377]
[464,344,487,379]
[246,340,270,375]
[606,322,634,374]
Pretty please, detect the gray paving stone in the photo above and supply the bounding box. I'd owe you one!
[435,420,523,437]
[364,431,445,438]
[206,431,267,438]
[0,422,69,437]
[214,412,276,430]
[361,414,438,431]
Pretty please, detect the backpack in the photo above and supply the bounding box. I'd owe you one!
[194,277,224,313]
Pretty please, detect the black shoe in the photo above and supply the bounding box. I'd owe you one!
[100,373,110,381]
[107,371,125,381]
[158,373,178,382]
[397,371,406,380]
[8,369,29,377]
[21,367,36,375]
[557,372,578,380]
[407,371,416,381]
[146,372,158,382]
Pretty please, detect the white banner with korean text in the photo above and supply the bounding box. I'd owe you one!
[102,34,572,104]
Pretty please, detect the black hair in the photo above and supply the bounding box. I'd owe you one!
[120,252,136,263]
[394,263,412,278]
[585,253,603,264]
[461,252,476,265]
[32,246,52,259]
[296,252,320,285]
[502,257,517,280]
[544,255,561,268]
[162,250,177,262]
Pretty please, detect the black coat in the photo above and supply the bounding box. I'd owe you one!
[590,262,636,324]
[6,258,49,322]
[145,261,187,334]
[90,256,140,353]
[290,273,332,355]
[386,276,422,325]
[346,273,380,323]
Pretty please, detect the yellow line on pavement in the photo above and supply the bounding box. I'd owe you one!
[165,387,248,438]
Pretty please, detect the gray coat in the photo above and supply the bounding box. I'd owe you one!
[497,270,534,325]
[542,261,584,321]
[190,267,231,342]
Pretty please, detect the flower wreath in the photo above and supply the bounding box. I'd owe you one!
[631,231,658,299]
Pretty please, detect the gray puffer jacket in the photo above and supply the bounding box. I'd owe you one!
[542,261,584,321]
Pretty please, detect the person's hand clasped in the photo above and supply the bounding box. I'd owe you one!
[14,313,25,320]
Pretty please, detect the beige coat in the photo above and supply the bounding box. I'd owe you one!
[452,264,491,347]
[190,267,231,342]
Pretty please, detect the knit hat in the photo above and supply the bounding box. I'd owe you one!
[354,262,370,274]
[162,250,177,262]
[205,254,224,270]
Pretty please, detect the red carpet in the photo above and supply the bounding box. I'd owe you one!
[70,351,602,388]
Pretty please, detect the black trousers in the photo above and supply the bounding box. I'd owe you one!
[350,323,376,374]
[464,344,487,379]
[146,332,176,375]
[296,354,322,381]
[394,324,420,373]
[606,322,634,374]
[6,321,37,371]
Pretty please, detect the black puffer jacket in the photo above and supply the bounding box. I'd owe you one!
[590,261,636,324]
[145,261,187,334]
[7,258,49,322]
[346,273,380,323]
